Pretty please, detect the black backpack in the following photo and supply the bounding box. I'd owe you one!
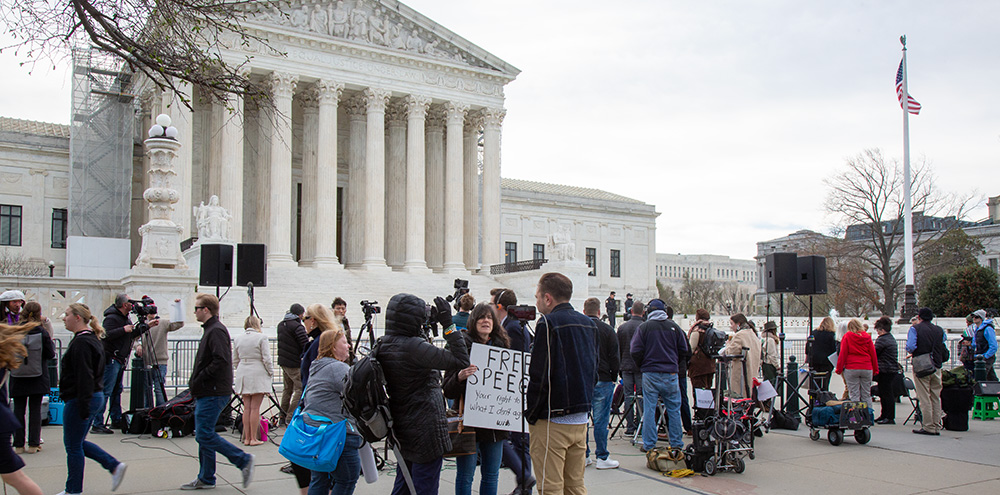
[699,324,727,357]
[342,340,392,443]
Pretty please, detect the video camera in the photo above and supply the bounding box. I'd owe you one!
[129,295,157,336]
[509,304,536,323]
[445,279,470,310]
[360,300,381,319]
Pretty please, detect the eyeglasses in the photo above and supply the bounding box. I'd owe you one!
[303,316,312,321]
[194,306,206,310]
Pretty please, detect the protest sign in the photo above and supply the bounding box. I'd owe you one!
[463,343,531,433]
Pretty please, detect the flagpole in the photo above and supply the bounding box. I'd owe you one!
[900,35,917,319]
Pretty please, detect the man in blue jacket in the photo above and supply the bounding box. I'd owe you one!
[631,299,688,452]
[526,273,596,495]
[970,309,997,381]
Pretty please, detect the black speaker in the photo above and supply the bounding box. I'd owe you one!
[237,243,267,287]
[973,381,1000,397]
[795,255,828,295]
[765,253,798,293]
[199,244,233,287]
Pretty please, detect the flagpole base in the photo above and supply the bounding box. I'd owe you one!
[898,284,918,323]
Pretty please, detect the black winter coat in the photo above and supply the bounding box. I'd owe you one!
[442,331,510,444]
[102,305,136,365]
[875,333,900,375]
[10,325,55,397]
[378,293,469,463]
[59,330,105,418]
[189,316,234,397]
[276,314,309,368]
[806,330,838,372]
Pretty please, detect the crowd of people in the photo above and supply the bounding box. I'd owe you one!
[0,282,995,495]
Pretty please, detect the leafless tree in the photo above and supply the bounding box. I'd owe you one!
[0,249,45,277]
[712,282,755,315]
[824,148,973,316]
[0,0,284,107]
[679,274,717,315]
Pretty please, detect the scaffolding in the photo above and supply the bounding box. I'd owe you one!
[69,47,135,239]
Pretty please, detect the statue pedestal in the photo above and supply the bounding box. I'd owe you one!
[121,270,199,329]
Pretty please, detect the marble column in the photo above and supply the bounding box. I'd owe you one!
[442,101,468,273]
[163,82,193,239]
[361,87,391,269]
[208,99,224,198]
[343,96,366,268]
[267,71,298,265]
[481,107,505,267]
[253,101,273,245]
[298,89,320,266]
[219,91,244,242]
[463,113,480,271]
[403,95,431,272]
[314,80,344,267]
[385,101,407,270]
[424,105,445,271]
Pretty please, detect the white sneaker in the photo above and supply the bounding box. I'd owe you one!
[111,463,127,492]
[596,458,620,470]
[585,457,594,467]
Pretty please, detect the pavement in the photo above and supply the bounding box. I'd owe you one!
[19,410,1000,495]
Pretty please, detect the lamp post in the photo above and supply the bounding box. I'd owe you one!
[47,260,54,278]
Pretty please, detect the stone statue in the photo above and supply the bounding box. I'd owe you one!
[309,4,329,34]
[290,7,309,28]
[389,22,406,50]
[547,227,575,262]
[193,195,232,242]
[405,29,424,52]
[331,0,349,37]
[350,0,368,40]
[368,8,387,45]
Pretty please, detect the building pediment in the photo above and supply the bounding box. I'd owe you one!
[246,0,519,78]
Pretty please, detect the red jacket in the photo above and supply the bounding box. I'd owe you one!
[836,331,879,374]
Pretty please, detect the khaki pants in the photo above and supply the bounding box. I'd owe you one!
[528,420,587,495]
[913,369,943,433]
[280,366,302,422]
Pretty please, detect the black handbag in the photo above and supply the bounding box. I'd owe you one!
[912,353,936,378]
[444,398,476,458]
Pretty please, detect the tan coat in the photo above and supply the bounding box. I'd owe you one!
[723,327,762,398]
[233,331,274,395]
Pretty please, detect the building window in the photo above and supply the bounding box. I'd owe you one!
[533,243,545,261]
[586,247,596,276]
[610,249,621,278]
[0,205,22,246]
[505,242,517,264]
[51,208,68,249]
[990,258,998,274]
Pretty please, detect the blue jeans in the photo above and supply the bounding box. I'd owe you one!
[63,393,119,494]
[455,439,503,495]
[308,434,362,495]
[391,457,443,495]
[501,432,532,485]
[621,371,643,432]
[195,395,250,485]
[96,360,123,425]
[642,372,683,450]
[152,364,168,406]
[586,381,615,460]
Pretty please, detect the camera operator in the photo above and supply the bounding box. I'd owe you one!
[137,299,184,407]
[379,294,469,495]
[93,294,157,434]
[490,288,535,494]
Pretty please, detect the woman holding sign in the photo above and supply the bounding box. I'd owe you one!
[443,303,511,495]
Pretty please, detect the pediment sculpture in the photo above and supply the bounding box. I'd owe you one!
[251,0,495,71]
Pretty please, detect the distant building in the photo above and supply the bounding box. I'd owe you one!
[654,253,757,293]
[844,212,975,242]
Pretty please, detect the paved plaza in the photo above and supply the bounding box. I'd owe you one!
[19,411,1000,495]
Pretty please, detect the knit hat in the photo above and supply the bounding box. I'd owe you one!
[917,307,934,322]
[972,309,987,320]
[0,290,25,302]
[646,299,665,312]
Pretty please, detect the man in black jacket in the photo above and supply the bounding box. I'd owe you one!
[584,297,620,469]
[276,303,308,425]
[616,301,644,435]
[379,293,468,495]
[180,294,254,490]
[94,294,158,434]
[605,291,617,329]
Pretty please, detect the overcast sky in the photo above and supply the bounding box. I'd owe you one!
[2,1,997,260]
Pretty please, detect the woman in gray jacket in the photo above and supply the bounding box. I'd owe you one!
[301,326,358,495]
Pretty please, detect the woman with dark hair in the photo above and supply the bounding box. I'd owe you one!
[443,303,510,495]
[873,316,901,424]
[0,316,42,495]
[722,314,761,398]
[10,302,54,454]
[303,328,360,495]
[687,308,716,390]
[806,317,838,391]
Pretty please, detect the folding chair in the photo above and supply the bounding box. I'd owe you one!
[903,376,922,425]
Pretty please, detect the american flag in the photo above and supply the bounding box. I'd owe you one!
[896,58,921,115]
